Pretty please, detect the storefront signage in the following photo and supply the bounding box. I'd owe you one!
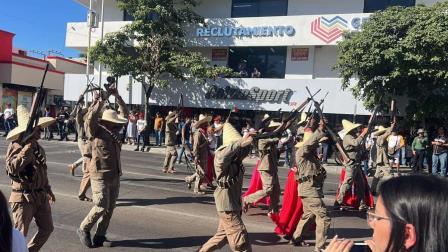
[196,25,296,37]
[212,49,228,61]
[311,15,369,43]
[291,48,309,61]
[205,85,293,103]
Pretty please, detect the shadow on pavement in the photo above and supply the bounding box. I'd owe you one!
[121,177,185,184]
[116,196,215,207]
[111,232,282,249]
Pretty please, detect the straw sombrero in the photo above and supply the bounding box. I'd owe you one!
[266,121,282,130]
[100,109,127,124]
[218,123,252,150]
[261,114,271,123]
[194,114,211,128]
[295,131,313,148]
[374,126,387,136]
[298,112,308,125]
[417,128,425,134]
[7,105,56,141]
[341,119,361,137]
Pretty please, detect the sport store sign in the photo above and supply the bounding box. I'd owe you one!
[189,13,371,47]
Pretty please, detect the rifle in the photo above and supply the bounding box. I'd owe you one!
[19,64,50,145]
[304,92,329,129]
[283,89,321,122]
[306,87,351,165]
[390,99,397,124]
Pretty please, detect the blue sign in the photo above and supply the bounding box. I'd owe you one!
[196,25,295,37]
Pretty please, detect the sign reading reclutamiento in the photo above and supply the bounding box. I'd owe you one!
[205,85,293,104]
[196,25,296,37]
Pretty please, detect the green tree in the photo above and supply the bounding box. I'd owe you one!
[335,3,448,122]
[89,0,235,118]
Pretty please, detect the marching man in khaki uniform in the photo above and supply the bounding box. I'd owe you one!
[185,114,211,194]
[77,88,128,248]
[335,119,369,210]
[163,111,179,173]
[68,95,92,202]
[370,122,395,195]
[243,121,282,215]
[290,120,330,251]
[199,123,253,252]
[6,105,56,252]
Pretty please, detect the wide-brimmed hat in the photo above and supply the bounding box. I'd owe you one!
[341,119,361,137]
[261,113,271,123]
[266,121,282,130]
[7,105,56,141]
[417,128,425,134]
[374,126,387,136]
[194,114,211,128]
[217,123,252,150]
[100,109,127,124]
[295,131,313,148]
[298,112,308,125]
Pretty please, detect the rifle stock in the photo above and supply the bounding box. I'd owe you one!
[20,64,50,144]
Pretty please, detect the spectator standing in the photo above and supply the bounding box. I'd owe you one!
[280,128,294,167]
[387,129,404,173]
[43,107,53,140]
[411,129,428,174]
[177,117,192,164]
[126,111,137,145]
[56,107,69,141]
[251,67,261,78]
[134,114,147,152]
[154,112,163,146]
[431,126,448,177]
[212,116,223,148]
[207,126,217,151]
[3,103,14,136]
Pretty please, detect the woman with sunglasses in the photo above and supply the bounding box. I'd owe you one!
[325,175,448,252]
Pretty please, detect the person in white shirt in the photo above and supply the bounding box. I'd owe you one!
[3,103,14,136]
[212,116,223,148]
[134,114,148,152]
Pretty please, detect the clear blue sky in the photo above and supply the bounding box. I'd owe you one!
[0,0,87,58]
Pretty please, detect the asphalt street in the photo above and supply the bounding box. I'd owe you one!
[0,138,373,252]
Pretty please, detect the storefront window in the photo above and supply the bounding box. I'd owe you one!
[364,0,415,12]
[232,0,288,18]
[228,47,286,78]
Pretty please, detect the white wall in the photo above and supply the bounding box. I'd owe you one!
[288,0,364,15]
[285,46,314,79]
[195,0,232,18]
[313,46,338,78]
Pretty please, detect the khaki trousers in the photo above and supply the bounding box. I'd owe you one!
[163,145,178,171]
[11,195,54,252]
[200,211,252,252]
[243,170,280,212]
[337,164,366,204]
[78,170,91,198]
[371,165,392,193]
[186,160,206,192]
[293,197,330,251]
[72,138,86,169]
[80,177,120,236]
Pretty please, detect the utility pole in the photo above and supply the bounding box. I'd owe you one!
[98,0,105,93]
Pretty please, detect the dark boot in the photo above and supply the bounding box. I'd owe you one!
[92,235,112,247]
[77,229,92,248]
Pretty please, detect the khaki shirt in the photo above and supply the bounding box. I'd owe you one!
[164,113,178,146]
[343,133,364,162]
[214,140,247,212]
[6,142,52,203]
[258,138,279,172]
[295,129,326,198]
[376,127,393,166]
[84,96,128,181]
[193,129,208,167]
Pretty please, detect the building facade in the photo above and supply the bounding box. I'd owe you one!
[0,29,87,115]
[65,0,437,121]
